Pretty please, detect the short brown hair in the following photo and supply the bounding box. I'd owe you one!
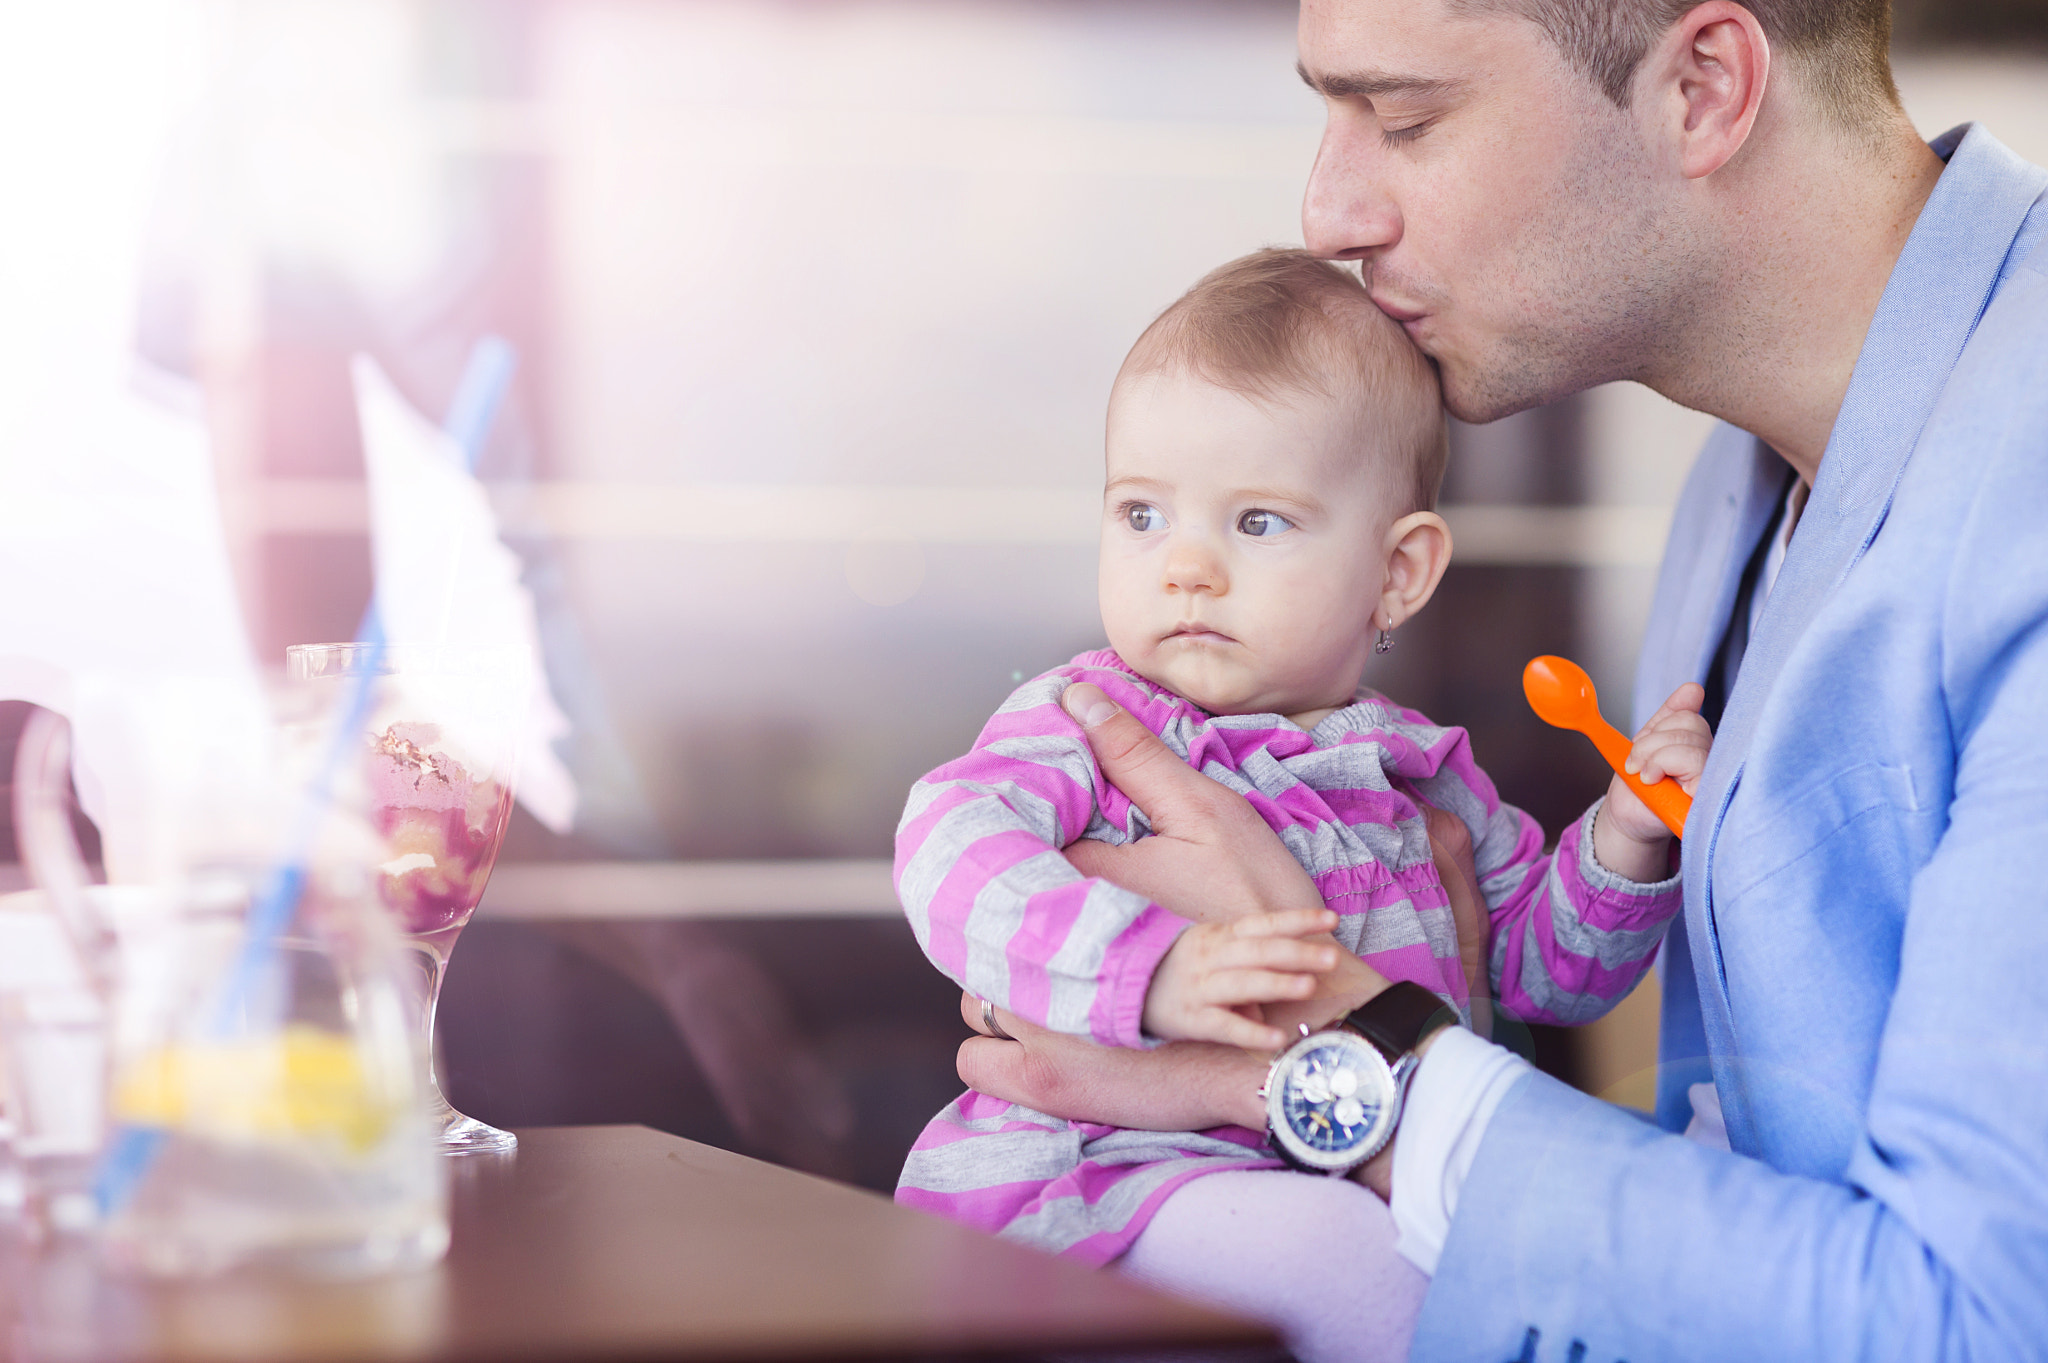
[1117,248,1448,515]
[1457,0,1898,121]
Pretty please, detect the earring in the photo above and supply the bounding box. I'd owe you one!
[1374,627,1396,654]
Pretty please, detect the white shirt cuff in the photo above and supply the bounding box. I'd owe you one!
[1388,1025,1532,1275]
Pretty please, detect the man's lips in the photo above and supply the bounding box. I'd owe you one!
[1371,292,1427,325]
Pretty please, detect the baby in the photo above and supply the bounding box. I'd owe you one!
[893,249,1709,1361]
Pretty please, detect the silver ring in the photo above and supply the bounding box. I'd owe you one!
[979,997,1015,1042]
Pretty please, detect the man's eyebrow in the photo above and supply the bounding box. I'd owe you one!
[1296,61,1463,103]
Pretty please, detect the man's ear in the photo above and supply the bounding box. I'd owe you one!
[1377,511,1452,632]
[1637,1,1770,181]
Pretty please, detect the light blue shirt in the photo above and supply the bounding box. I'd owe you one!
[1415,124,2048,1362]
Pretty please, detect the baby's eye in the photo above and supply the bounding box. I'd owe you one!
[1123,502,1165,533]
[1237,509,1295,538]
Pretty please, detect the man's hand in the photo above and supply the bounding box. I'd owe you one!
[959,949,1394,1135]
[1059,682,1328,924]
[1423,805,1492,1041]
[1594,681,1713,881]
[955,681,1445,1134]
[1061,678,1389,1031]
[1141,908,1341,1049]
[959,992,1272,1130]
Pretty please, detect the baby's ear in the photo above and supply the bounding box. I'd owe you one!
[1379,511,1453,628]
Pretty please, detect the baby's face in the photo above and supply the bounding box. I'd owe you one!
[1100,369,1395,718]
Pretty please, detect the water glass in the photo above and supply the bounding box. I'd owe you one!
[97,860,448,1278]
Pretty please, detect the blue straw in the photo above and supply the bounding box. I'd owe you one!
[96,338,518,1216]
[439,334,516,467]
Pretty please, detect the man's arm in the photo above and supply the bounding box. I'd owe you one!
[1416,433,2048,1355]
[959,683,1492,1134]
[975,652,2048,1362]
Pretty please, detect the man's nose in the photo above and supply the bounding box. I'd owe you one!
[1163,537,1226,596]
[1302,114,1401,262]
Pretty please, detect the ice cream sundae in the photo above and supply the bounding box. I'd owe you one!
[285,642,527,1152]
[365,722,513,941]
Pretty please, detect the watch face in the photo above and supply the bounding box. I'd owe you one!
[1266,1029,1397,1173]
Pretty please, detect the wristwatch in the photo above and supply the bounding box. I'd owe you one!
[1262,981,1458,1175]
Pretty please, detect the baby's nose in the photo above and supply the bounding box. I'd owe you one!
[1163,541,1225,594]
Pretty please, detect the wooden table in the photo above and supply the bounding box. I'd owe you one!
[4,1126,1277,1362]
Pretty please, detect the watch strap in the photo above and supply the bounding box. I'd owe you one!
[1344,981,1456,1061]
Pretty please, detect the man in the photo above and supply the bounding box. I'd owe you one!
[957,1,2048,1357]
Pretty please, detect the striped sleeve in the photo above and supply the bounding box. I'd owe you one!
[1486,796,1683,1026]
[894,671,1189,1048]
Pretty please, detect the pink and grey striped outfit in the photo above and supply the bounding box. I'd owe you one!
[893,649,1680,1264]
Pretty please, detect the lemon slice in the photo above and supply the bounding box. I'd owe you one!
[114,1024,399,1152]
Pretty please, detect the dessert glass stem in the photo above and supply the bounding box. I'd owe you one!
[409,925,515,1154]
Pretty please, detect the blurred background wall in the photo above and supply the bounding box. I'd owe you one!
[14,0,2048,1189]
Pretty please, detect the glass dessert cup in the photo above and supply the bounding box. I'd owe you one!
[286,643,524,1154]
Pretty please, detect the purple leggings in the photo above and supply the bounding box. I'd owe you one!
[1117,1169,1427,1363]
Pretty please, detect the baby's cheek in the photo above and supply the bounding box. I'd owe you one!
[1097,576,1152,660]
[1264,564,1369,637]
[1140,652,1205,706]
[1259,613,1358,693]
[1102,621,1156,680]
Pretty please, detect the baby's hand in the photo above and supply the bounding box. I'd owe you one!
[1141,908,1340,1051]
[1594,682,1712,876]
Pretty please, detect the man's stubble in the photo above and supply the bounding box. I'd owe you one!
[1417,118,1714,425]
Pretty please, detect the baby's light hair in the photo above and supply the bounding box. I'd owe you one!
[1116,247,1448,515]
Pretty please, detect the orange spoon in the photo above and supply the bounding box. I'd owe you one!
[1523,655,1691,839]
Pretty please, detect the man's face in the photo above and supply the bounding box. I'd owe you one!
[1299,0,1692,421]
[1099,369,1393,719]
